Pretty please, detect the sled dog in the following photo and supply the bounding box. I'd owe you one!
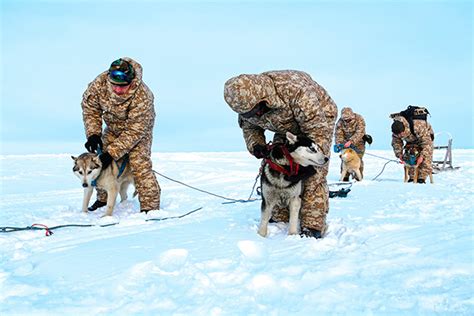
[402,146,434,184]
[339,148,362,181]
[258,132,329,237]
[72,153,134,216]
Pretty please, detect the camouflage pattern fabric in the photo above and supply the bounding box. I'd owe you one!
[335,107,367,176]
[224,70,338,232]
[81,57,160,210]
[391,116,434,180]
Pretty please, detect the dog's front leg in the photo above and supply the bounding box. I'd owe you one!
[413,167,419,184]
[340,167,348,182]
[82,187,94,213]
[103,187,118,217]
[288,197,301,235]
[258,198,273,237]
[404,167,409,182]
[354,169,363,181]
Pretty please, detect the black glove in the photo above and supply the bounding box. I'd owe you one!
[252,144,270,159]
[84,134,103,153]
[99,152,113,169]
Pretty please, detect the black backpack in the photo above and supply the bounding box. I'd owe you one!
[391,105,430,136]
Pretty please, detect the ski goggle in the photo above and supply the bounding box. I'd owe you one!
[109,70,132,85]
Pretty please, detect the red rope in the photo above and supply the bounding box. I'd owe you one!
[31,223,54,236]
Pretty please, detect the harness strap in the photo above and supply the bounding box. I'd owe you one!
[116,155,129,178]
[264,144,300,176]
[91,153,128,187]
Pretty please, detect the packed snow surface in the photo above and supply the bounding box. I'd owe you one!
[1,150,473,315]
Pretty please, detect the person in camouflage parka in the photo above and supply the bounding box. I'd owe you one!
[391,115,434,183]
[224,70,338,238]
[335,107,367,179]
[81,57,161,212]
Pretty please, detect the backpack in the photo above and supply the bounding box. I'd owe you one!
[391,105,430,136]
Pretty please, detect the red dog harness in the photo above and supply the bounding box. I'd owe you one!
[264,145,300,177]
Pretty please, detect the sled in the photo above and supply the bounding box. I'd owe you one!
[432,132,460,173]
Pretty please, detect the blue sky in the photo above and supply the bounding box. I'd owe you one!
[1,0,472,153]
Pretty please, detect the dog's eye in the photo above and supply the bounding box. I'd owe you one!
[87,170,92,175]
[78,171,83,175]
[309,147,317,153]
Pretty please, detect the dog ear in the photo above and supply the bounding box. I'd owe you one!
[71,156,77,161]
[92,155,101,165]
[286,132,298,145]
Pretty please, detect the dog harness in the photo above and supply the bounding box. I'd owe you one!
[91,155,129,187]
[333,143,362,154]
[264,144,300,177]
[403,144,419,166]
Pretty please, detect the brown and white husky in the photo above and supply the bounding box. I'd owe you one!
[72,153,134,216]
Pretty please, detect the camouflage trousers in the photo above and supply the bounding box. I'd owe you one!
[97,130,161,210]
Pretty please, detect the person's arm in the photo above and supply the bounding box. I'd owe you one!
[239,116,266,156]
[391,134,404,159]
[81,82,103,138]
[293,86,337,182]
[293,86,336,156]
[106,94,154,159]
[350,115,366,144]
[334,119,344,145]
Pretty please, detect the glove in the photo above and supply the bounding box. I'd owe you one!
[99,152,113,169]
[344,140,352,148]
[416,156,424,166]
[84,134,103,153]
[252,144,269,159]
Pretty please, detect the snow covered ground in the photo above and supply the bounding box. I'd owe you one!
[1,149,473,315]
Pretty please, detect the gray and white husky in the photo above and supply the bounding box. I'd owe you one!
[72,153,134,216]
[258,132,329,237]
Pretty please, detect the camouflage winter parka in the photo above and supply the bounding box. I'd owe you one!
[224,70,338,158]
[391,116,434,161]
[81,57,155,159]
[335,107,366,152]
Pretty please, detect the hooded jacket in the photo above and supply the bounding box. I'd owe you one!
[391,116,433,160]
[81,57,155,159]
[335,108,366,152]
[224,70,337,155]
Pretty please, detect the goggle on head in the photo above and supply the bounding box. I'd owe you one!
[108,59,135,85]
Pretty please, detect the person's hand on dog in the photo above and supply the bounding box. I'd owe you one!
[84,134,103,153]
[253,144,270,159]
[416,156,424,166]
[399,155,405,164]
[344,140,352,148]
[99,152,113,169]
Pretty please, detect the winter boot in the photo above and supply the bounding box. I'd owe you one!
[300,228,323,239]
[88,200,106,211]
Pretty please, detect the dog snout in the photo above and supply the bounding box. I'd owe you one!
[82,183,88,188]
